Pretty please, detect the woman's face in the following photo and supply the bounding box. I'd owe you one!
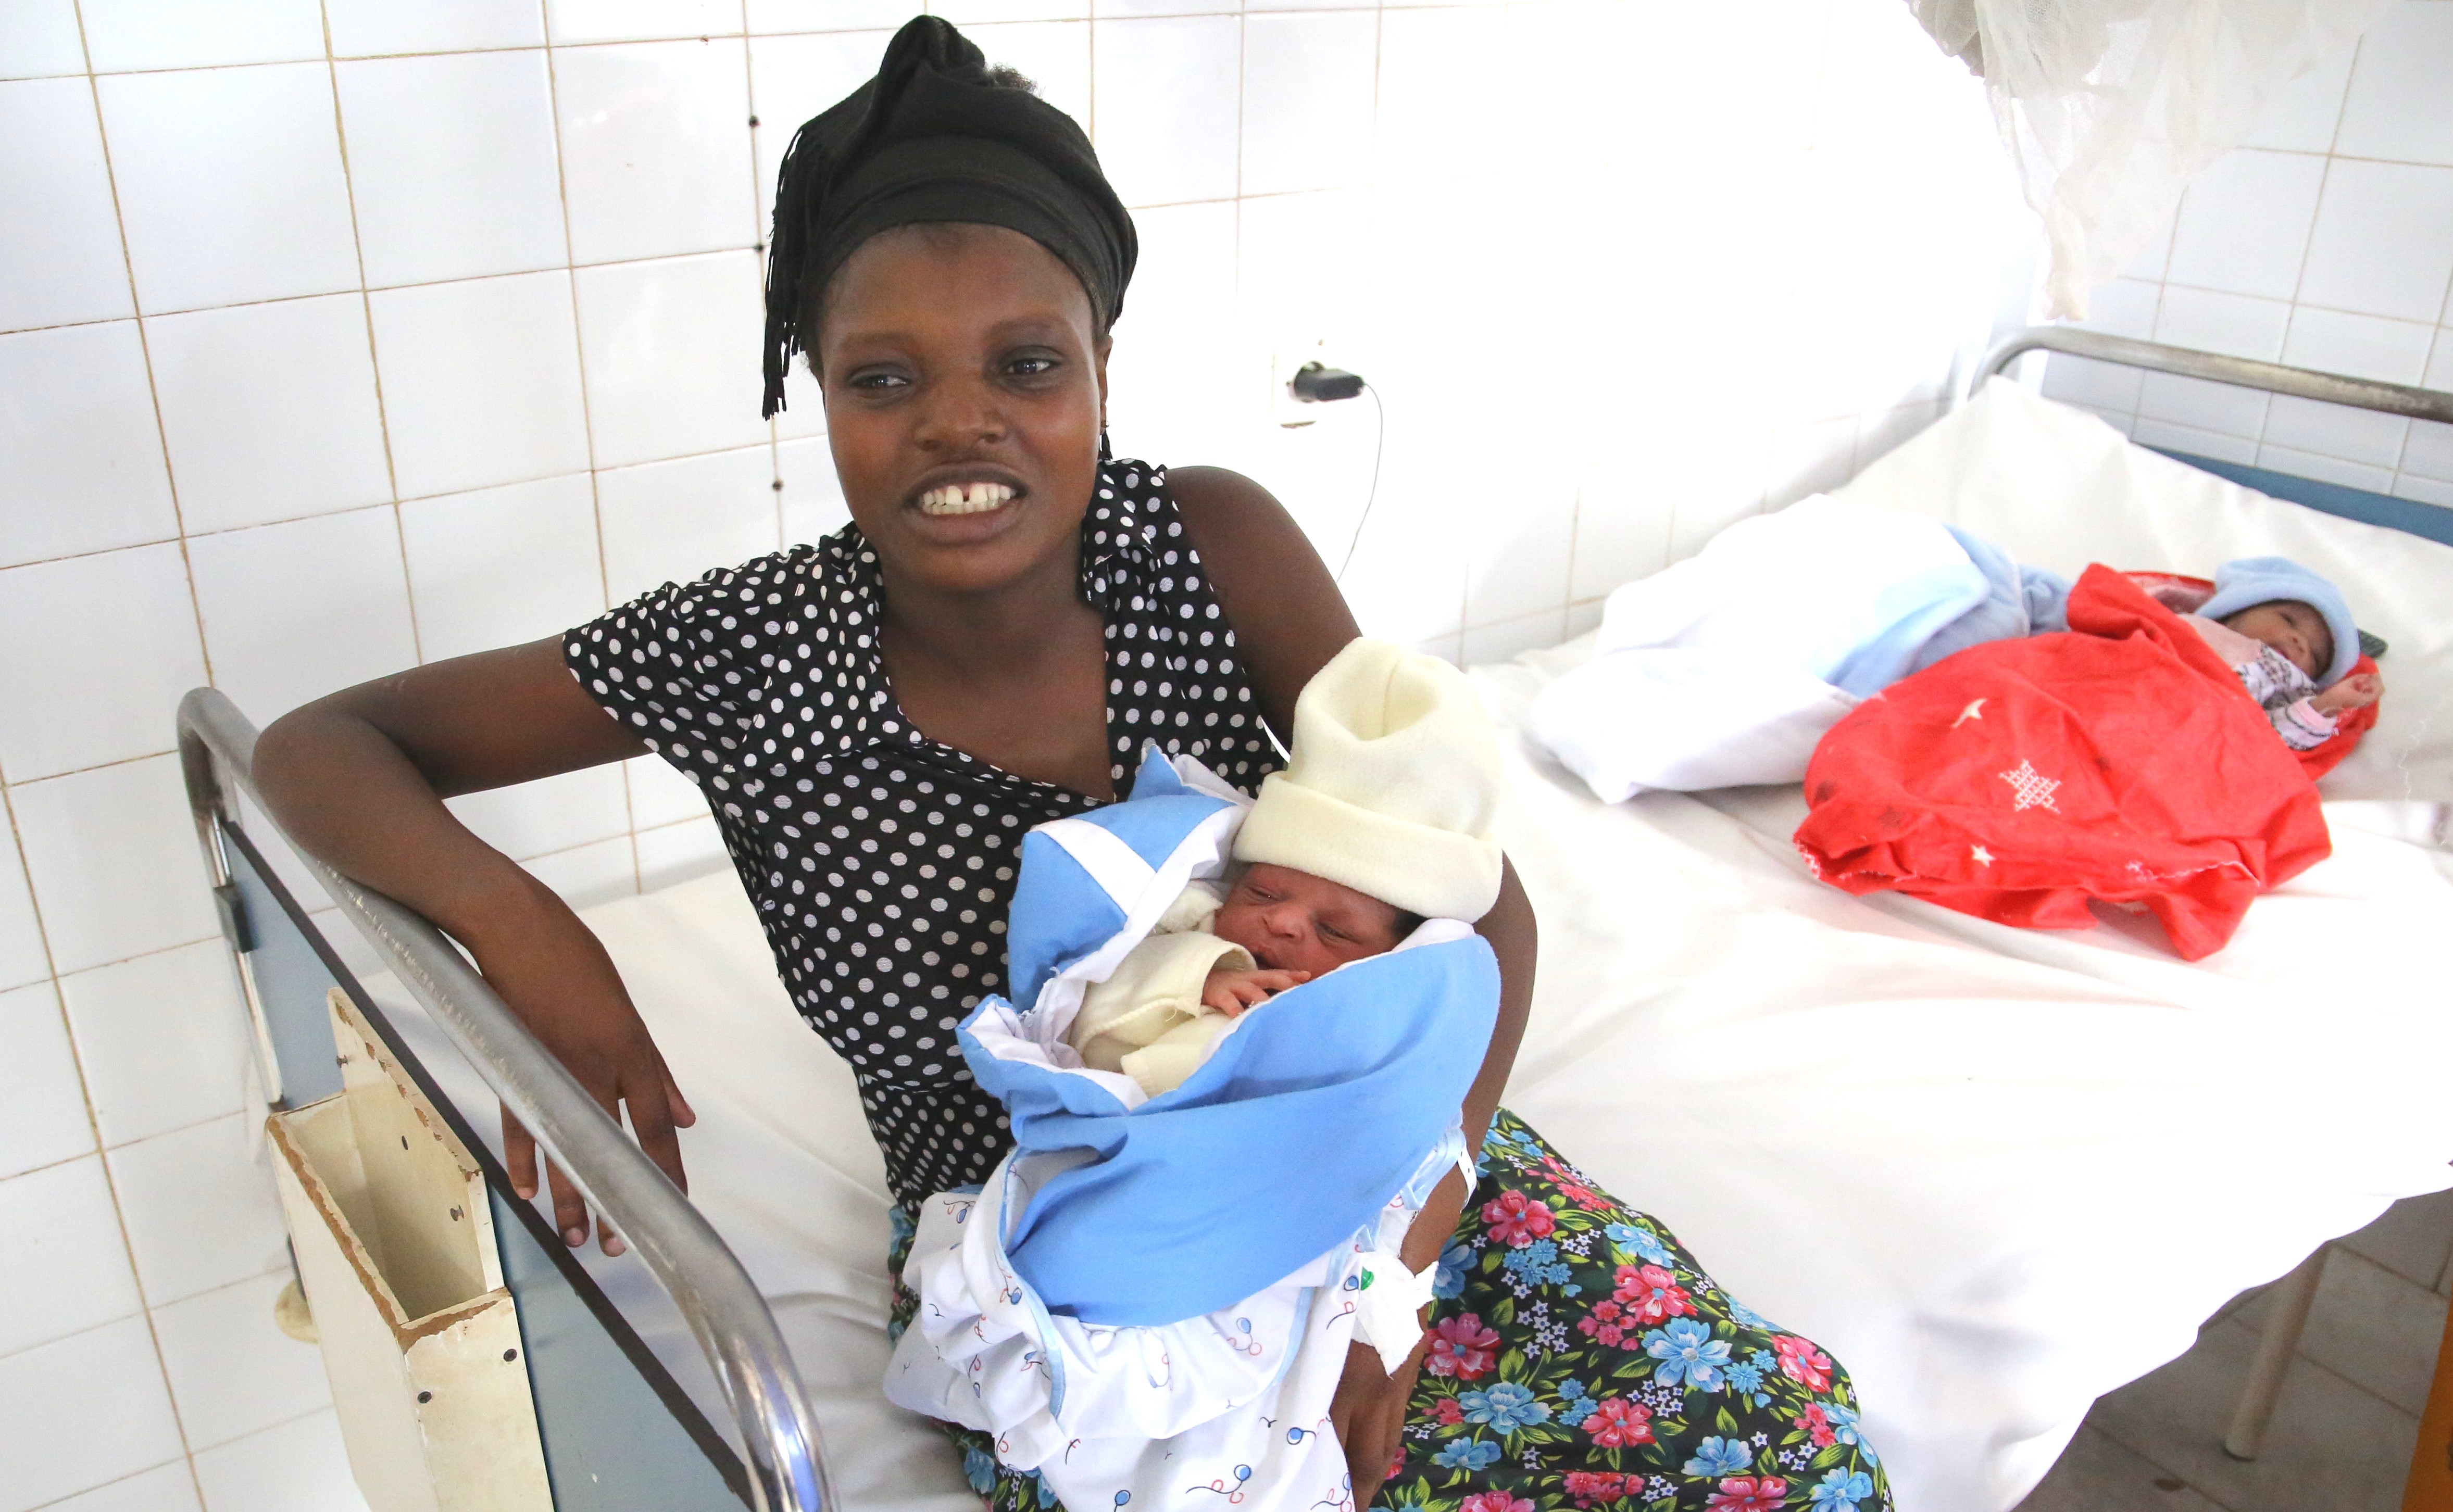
[816,223,1108,596]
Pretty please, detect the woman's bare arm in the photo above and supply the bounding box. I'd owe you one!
[1168,465,1362,740]
[254,639,689,1251]
[1173,467,1537,1504]
[256,640,643,915]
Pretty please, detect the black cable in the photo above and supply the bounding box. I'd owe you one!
[1335,383,1385,584]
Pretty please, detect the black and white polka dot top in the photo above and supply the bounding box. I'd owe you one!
[564,459,1280,1207]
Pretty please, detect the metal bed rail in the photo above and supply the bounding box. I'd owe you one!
[1970,324,2453,424]
[177,687,834,1512]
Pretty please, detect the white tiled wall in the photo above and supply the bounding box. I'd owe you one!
[2042,0,2453,508]
[0,1,2023,1505]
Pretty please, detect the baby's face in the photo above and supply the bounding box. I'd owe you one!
[2221,600,2333,681]
[1211,863,1407,978]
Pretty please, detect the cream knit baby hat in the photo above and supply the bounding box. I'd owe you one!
[1232,637,1505,922]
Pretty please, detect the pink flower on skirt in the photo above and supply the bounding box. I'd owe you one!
[1706,1476,1790,1510]
[1426,1313,1500,1380]
[1461,1495,1534,1512]
[1542,1153,1601,1208]
[1773,1334,1834,1393]
[1565,1471,1635,1507]
[1613,1263,1694,1324]
[1481,1189,1557,1248]
[1795,1402,1836,1447]
[1581,1396,1656,1448]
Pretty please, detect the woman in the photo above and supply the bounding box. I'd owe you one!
[257,20,1887,1509]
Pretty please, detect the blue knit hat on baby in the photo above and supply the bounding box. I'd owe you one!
[2197,556,2360,689]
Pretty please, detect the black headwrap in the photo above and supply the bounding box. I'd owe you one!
[760,16,1137,419]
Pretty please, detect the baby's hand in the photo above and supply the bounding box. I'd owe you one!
[2311,671,2384,714]
[1203,966,1311,1016]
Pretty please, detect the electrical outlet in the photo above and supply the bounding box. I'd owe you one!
[1271,339,1335,429]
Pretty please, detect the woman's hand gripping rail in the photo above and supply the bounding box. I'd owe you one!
[252,637,695,1254]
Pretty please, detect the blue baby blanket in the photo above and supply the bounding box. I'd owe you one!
[957,745,1500,1327]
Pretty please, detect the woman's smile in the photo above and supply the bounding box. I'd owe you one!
[906,462,1032,532]
[917,481,1017,515]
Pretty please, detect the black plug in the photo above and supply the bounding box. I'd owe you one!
[1289,360,1366,403]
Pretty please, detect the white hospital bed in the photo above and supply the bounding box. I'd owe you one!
[177,331,2453,1512]
[1473,332,2453,1508]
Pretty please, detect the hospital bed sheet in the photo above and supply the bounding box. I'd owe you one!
[1472,646,2453,1512]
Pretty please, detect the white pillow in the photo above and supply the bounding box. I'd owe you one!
[1836,378,2453,801]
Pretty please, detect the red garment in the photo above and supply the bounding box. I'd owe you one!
[1793,565,2334,960]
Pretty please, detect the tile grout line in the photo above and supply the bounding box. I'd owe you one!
[0,169,1733,339]
[13,1392,355,1507]
[56,9,215,1505]
[2390,272,2453,500]
[0,1094,292,1220]
[0,180,1397,339]
[72,39,212,703]
[316,0,425,670]
[6,930,242,992]
[0,434,813,574]
[2250,35,2359,464]
[5,746,198,790]
[0,429,863,582]
[532,7,638,893]
[19,1455,197,1512]
[0,193,1304,338]
[743,0,787,562]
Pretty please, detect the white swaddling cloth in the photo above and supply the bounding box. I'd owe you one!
[886,1130,1466,1511]
[1066,881,1248,1098]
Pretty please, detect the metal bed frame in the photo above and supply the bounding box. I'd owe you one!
[178,689,835,1512]
[1973,325,2453,426]
[1971,325,2453,1464]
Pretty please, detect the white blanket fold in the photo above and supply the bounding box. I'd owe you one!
[1529,494,1988,799]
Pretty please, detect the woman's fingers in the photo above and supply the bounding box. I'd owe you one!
[503,1108,540,1200]
[543,1152,590,1248]
[503,1057,693,1252]
[626,1061,691,1197]
[1330,1341,1397,1498]
[1357,1372,1413,1503]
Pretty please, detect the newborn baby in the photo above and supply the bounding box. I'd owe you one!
[2177,557,2384,752]
[1069,864,1424,1095]
[1068,638,1500,1098]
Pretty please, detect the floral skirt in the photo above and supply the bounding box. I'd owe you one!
[885,1110,1891,1512]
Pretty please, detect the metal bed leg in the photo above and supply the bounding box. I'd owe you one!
[2223,1243,2329,1460]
